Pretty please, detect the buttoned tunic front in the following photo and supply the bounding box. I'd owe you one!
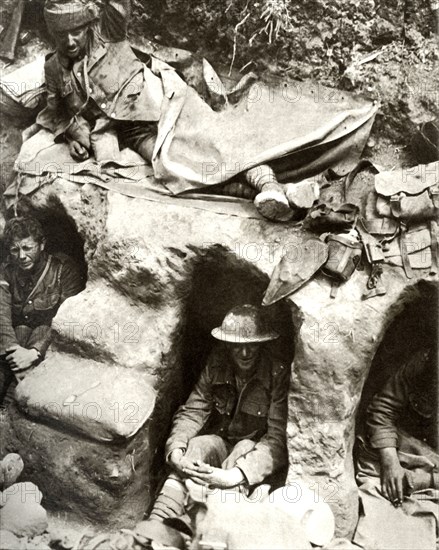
[37,0,163,144]
[165,344,290,485]
[0,253,84,356]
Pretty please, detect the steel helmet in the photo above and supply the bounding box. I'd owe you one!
[211,304,279,343]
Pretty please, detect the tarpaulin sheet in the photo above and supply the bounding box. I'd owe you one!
[354,433,439,550]
[4,172,264,220]
[5,128,264,220]
[152,69,379,193]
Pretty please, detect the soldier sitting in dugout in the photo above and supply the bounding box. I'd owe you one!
[33,0,295,222]
[0,217,85,402]
[357,348,438,503]
[136,304,290,546]
[354,347,439,549]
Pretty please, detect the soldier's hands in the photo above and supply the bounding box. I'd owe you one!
[69,140,90,161]
[169,452,245,488]
[183,462,245,489]
[6,346,40,374]
[169,449,198,476]
[379,447,406,506]
[169,448,185,465]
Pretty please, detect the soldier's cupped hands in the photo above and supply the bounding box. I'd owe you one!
[69,140,90,161]
[182,460,245,489]
[5,345,40,377]
[169,448,201,478]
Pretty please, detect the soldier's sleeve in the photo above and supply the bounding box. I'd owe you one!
[0,267,19,354]
[58,256,86,302]
[366,364,410,449]
[165,363,214,460]
[235,362,290,486]
[26,326,53,358]
[65,117,92,149]
[36,58,72,140]
[100,0,131,41]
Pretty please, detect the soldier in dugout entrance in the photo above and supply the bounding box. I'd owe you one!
[0,217,85,402]
[354,346,438,549]
[139,304,290,542]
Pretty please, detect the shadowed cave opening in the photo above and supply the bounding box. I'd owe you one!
[355,280,438,450]
[179,245,295,401]
[150,245,296,492]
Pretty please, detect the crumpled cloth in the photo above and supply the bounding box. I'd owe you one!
[4,129,263,220]
[354,433,439,550]
[152,69,379,193]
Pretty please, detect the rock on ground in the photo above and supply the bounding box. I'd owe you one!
[0,482,47,537]
[0,454,24,490]
[0,530,25,550]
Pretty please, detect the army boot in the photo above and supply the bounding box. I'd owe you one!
[244,164,294,222]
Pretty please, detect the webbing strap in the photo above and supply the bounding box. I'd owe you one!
[430,220,438,275]
[399,223,414,279]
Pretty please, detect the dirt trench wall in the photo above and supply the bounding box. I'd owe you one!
[131,0,439,146]
[2,181,437,536]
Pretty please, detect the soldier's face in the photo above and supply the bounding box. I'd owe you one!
[53,24,89,60]
[10,237,45,271]
[228,343,260,373]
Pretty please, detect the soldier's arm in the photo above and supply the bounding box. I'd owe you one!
[36,59,73,141]
[99,0,131,41]
[366,365,412,505]
[366,365,410,450]
[235,362,290,486]
[0,269,19,355]
[25,258,85,358]
[21,325,52,359]
[35,58,91,152]
[59,257,86,303]
[165,364,214,459]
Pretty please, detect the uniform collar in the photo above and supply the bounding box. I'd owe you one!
[210,344,272,390]
[87,35,107,71]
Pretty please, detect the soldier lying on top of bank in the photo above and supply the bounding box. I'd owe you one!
[0,216,85,403]
[28,0,377,224]
[33,0,302,222]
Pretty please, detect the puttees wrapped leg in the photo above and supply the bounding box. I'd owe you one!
[244,165,294,222]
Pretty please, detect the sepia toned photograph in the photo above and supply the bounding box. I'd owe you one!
[0,0,438,548]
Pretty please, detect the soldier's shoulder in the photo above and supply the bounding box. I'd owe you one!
[51,252,79,272]
[51,251,72,263]
[205,346,225,371]
[44,51,57,68]
[271,358,289,379]
[401,349,433,381]
[0,260,14,279]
